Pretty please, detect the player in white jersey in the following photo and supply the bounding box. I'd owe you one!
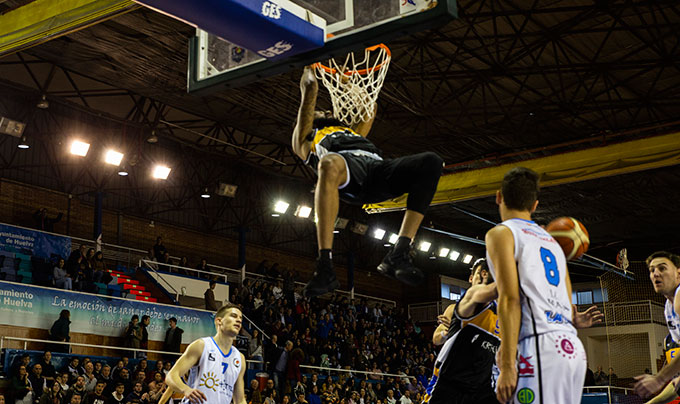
[166,303,246,404]
[633,251,680,402]
[486,167,601,404]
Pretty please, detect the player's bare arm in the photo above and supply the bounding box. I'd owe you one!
[232,353,248,404]
[635,289,680,398]
[565,268,604,328]
[166,339,207,403]
[433,304,455,346]
[456,282,498,319]
[157,384,175,404]
[486,225,521,404]
[351,103,377,138]
[292,66,318,160]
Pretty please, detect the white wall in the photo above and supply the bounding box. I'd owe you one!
[147,272,230,307]
[578,322,668,376]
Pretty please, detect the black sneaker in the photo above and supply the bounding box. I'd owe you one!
[303,260,340,298]
[377,245,424,286]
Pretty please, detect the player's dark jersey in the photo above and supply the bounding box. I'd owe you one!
[303,126,382,170]
[423,301,501,402]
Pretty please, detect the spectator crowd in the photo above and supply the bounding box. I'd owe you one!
[5,351,172,404]
[228,261,436,404]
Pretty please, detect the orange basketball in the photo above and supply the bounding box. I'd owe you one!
[546,217,590,260]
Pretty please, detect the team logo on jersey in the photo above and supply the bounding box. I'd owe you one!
[517,388,535,403]
[199,372,219,391]
[208,353,216,361]
[555,335,577,359]
[233,357,241,368]
[518,355,534,377]
[545,310,569,324]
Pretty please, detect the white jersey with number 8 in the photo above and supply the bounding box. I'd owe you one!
[487,218,577,340]
[181,337,242,404]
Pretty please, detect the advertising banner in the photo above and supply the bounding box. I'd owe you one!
[0,223,71,259]
[0,281,216,342]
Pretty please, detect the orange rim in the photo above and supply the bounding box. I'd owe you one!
[314,44,391,76]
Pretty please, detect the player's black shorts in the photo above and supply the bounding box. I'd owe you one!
[337,151,433,205]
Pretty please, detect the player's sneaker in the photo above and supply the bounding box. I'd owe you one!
[377,245,424,286]
[303,259,340,298]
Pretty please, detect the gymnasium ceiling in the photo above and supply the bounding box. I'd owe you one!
[1,0,679,282]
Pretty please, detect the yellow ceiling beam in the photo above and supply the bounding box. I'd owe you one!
[365,132,680,212]
[0,0,139,56]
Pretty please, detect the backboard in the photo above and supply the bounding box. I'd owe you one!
[188,0,457,94]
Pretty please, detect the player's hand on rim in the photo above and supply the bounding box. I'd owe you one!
[633,374,664,399]
[300,65,317,89]
[184,387,208,403]
[496,366,518,403]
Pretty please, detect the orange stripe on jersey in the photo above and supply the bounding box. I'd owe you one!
[462,306,500,337]
[310,126,355,152]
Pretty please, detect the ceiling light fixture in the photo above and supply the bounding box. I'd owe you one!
[295,205,312,218]
[418,241,431,252]
[17,136,29,149]
[373,228,386,240]
[70,140,90,157]
[152,165,171,179]
[273,200,289,214]
[104,150,124,166]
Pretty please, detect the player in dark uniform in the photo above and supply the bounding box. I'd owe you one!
[424,259,501,404]
[292,66,443,298]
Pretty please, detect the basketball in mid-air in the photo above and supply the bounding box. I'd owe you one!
[546,217,590,260]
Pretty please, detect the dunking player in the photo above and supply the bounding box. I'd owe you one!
[486,167,603,404]
[633,252,680,402]
[423,258,500,404]
[292,66,443,297]
[165,303,246,404]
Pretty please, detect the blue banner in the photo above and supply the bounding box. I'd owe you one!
[0,281,216,342]
[0,223,71,259]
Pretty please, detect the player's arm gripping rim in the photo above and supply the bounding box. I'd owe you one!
[634,290,680,398]
[166,339,207,403]
[292,66,318,160]
[486,225,521,404]
[232,352,248,404]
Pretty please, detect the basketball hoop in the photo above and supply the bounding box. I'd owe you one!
[313,44,391,126]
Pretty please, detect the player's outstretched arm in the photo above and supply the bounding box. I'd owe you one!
[486,226,521,404]
[166,339,206,403]
[635,291,680,398]
[643,379,678,404]
[292,66,318,160]
[233,353,248,404]
[456,282,498,319]
[432,304,455,346]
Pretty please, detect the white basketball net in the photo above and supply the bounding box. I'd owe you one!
[314,44,391,126]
